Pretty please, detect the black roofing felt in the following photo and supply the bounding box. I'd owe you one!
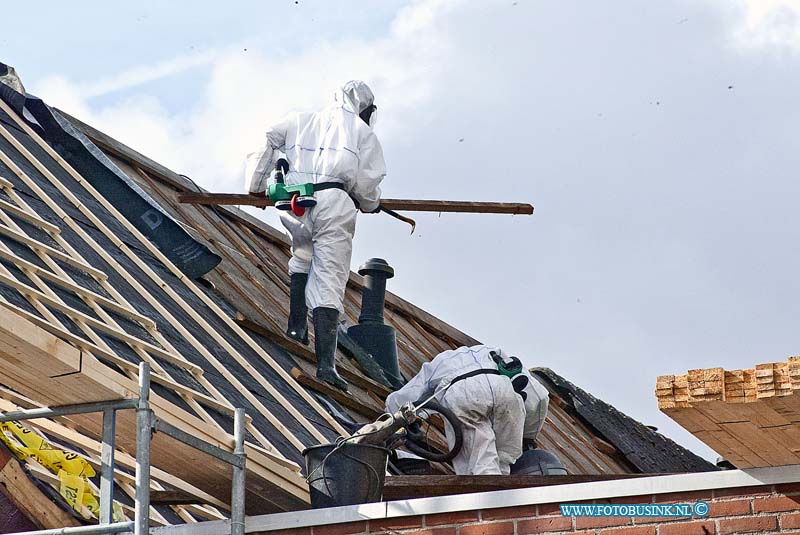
[23,97,221,279]
[532,368,717,473]
[0,103,344,466]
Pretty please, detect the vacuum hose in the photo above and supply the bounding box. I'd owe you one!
[403,399,463,463]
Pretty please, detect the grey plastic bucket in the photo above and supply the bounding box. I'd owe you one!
[303,443,389,508]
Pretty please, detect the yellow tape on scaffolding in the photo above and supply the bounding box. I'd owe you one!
[0,420,125,521]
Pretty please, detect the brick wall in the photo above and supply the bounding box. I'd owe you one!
[260,483,800,535]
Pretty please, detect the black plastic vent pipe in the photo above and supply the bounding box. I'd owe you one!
[347,258,403,388]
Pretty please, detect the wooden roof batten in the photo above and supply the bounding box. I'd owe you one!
[0,98,347,447]
[0,304,309,515]
[0,97,330,516]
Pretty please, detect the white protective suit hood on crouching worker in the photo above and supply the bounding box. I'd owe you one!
[245,80,386,391]
[385,345,550,475]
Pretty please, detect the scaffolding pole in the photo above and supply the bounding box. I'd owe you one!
[0,361,248,534]
[231,407,247,535]
[135,361,152,535]
[99,408,117,524]
[0,399,138,422]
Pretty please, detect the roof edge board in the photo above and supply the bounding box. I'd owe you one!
[0,446,82,529]
[152,464,796,535]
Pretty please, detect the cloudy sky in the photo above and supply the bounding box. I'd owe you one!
[4,0,800,462]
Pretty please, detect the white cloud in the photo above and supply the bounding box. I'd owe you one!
[728,0,800,51]
[85,51,218,98]
[29,0,464,193]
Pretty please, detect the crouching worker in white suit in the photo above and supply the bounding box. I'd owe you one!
[385,345,550,475]
[245,81,386,391]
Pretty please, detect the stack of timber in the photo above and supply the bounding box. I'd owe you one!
[656,357,800,468]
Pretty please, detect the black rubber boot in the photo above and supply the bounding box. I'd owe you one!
[312,307,348,391]
[286,273,309,345]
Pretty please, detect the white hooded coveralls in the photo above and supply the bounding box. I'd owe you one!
[385,345,550,475]
[245,81,386,313]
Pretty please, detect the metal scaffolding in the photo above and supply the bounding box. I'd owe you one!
[0,362,247,535]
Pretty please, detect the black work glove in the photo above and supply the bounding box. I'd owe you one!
[512,375,529,401]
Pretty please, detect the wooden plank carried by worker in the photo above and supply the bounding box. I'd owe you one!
[59,111,482,348]
[379,199,533,214]
[177,192,534,215]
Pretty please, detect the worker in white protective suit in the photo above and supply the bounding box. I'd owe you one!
[385,345,549,475]
[245,80,385,391]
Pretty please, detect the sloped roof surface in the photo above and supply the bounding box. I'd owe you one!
[0,81,715,525]
[64,111,713,476]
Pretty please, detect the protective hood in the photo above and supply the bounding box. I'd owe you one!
[335,80,375,114]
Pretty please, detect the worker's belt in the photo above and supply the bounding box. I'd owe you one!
[313,182,346,192]
[450,368,504,383]
[445,367,530,401]
[312,181,363,210]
